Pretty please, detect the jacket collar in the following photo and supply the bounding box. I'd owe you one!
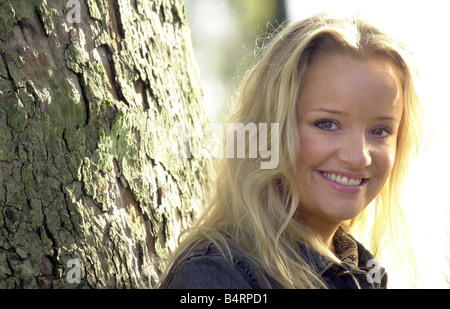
[298,227,380,276]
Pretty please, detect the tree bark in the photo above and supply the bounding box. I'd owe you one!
[0,0,212,288]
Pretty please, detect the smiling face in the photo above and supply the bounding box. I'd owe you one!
[296,53,404,234]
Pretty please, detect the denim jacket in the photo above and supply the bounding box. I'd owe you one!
[160,230,387,289]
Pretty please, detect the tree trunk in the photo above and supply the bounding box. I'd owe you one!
[0,0,212,288]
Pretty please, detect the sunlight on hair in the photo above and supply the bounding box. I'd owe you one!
[287,0,449,288]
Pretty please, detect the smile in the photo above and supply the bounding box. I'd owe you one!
[318,171,369,194]
[322,172,362,186]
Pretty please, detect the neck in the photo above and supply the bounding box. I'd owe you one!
[319,226,339,253]
[296,213,340,252]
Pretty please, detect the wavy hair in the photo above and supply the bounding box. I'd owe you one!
[161,13,424,288]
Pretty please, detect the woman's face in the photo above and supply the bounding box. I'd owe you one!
[296,54,403,231]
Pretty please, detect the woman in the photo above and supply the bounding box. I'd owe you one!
[159,13,424,289]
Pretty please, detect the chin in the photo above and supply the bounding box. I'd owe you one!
[322,202,366,222]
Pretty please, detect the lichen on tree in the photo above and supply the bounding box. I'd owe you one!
[0,0,213,288]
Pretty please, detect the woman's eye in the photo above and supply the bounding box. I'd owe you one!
[370,127,393,138]
[314,119,339,131]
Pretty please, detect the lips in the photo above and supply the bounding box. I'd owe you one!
[318,170,369,194]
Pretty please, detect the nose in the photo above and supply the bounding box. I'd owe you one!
[337,132,372,169]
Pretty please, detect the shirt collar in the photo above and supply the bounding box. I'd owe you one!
[298,227,370,274]
[333,227,359,268]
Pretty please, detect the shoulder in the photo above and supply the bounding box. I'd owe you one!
[160,240,282,289]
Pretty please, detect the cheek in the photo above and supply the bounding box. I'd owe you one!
[373,146,397,182]
[298,130,333,170]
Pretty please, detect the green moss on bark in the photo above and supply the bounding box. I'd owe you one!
[0,2,15,40]
[0,0,212,288]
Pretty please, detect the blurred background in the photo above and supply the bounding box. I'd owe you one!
[186,0,286,122]
[185,0,449,288]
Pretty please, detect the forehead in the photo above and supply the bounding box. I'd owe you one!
[299,54,403,119]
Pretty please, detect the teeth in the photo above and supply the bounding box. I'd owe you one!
[323,173,362,186]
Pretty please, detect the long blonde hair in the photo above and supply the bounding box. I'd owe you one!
[162,13,424,288]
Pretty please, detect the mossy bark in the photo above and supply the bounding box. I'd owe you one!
[0,0,212,288]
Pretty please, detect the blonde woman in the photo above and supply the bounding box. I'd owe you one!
[159,13,423,289]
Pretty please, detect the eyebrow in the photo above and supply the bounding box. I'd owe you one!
[312,108,400,123]
[312,108,347,115]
